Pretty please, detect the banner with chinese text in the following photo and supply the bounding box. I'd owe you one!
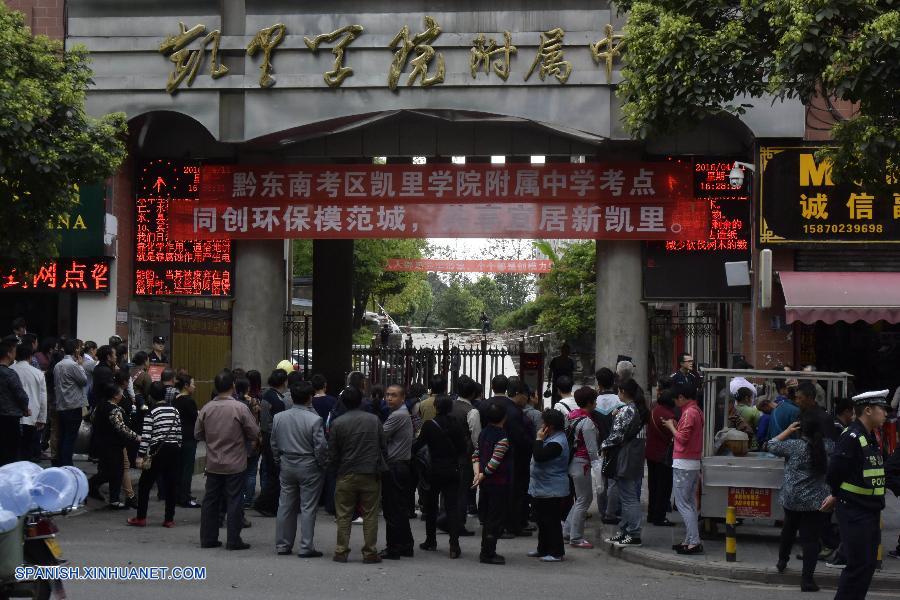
[759,146,900,245]
[385,259,553,273]
[168,162,708,240]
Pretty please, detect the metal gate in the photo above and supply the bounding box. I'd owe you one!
[282,312,312,375]
[351,337,518,392]
[649,305,719,384]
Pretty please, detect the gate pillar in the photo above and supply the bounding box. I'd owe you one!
[313,239,353,394]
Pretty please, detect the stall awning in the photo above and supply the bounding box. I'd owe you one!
[779,271,900,324]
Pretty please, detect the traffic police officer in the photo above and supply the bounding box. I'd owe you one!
[824,389,888,600]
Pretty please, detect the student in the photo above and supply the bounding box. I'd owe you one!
[472,402,512,565]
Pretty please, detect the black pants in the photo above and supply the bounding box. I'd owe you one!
[534,496,565,558]
[382,462,414,553]
[456,459,474,528]
[254,432,280,513]
[835,502,880,600]
[137,443,179,521]
[647,459,673,523]
[91,445,125,503]
[201,472,245,546]
[480,484,508,558]
[54,407,82,467]
[0,416,21,466]
[19,424,41,462]
[506,453,530,534]
[778,508,824,581]
[424,469,460,546]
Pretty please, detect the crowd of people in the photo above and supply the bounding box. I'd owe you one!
[2,319,900,597]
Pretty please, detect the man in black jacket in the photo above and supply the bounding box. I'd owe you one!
[480,374,532,538]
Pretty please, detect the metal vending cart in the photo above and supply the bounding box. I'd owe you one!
[699,368,852,527]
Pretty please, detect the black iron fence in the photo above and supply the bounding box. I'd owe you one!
[350,338,518,392]
[284,312,541,392]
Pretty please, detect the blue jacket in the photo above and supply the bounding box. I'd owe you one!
[528,431,569,498]
[767,398,800,440]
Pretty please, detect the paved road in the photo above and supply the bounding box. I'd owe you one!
[52,492,878,600]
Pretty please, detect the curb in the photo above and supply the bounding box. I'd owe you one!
[605,542,900,592]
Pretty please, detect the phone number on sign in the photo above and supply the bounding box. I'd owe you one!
[802,223,884,234]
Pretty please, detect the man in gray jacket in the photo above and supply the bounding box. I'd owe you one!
[329,386,387,564]
[272,381,327,557]
[53,338,87,467]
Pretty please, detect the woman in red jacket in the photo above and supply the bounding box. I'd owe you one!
[646,388,676,526]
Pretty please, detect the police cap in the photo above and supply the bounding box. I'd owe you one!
[851,389,889,408]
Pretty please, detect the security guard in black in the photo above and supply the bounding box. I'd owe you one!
[825,390,888,600]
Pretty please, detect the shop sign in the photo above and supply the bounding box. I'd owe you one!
[385,259,553,273]
[134,160,234,298]
[52,184,106,257]
[0,258,111,293]
[159,18,624,93]
[759,146,900,245]
[727,486,772,518]
[167,162,708,240]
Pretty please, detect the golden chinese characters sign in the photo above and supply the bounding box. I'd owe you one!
[158,17,624,94]
[759,146,900,245]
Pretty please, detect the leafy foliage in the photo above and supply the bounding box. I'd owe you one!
[616,0,900,185]
[533,241,596,340]
[291,238,430,329]
[0,6,127,271]
[433,278,485,329]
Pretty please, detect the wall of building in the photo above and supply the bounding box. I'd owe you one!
[4,0,64,38]
[743,247,794,369]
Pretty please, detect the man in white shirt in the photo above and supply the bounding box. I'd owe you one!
[11,341,47,462]
[552,376,577,416]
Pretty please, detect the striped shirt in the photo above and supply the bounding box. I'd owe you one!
[472,438,510,475]
[139,404,182,456]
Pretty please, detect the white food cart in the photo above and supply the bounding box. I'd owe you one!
[699,368,851,527]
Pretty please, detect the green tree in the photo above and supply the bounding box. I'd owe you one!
[617,1,899,185]
[467,276,504,320]
[534,241,596,341]
[1,6,127,271]
[290,238,428,329]
[434,279,484,329]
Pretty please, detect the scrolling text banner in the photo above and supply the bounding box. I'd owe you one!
[168,163,708,240]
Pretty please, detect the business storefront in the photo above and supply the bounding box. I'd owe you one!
[755,145,900,392]
[0,184,114,341]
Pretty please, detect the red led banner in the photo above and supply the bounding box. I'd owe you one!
[198,163,692,204]
[0,258,111,293]
[135,160,234,297]
[167,161,706,240]
[169,200,709,240]
[385,259,553,273]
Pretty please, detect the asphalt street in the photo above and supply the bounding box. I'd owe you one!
[52,494,871,600]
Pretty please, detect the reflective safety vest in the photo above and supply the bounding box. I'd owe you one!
[840,431,886,498]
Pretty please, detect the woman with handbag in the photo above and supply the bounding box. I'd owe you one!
[128,381,182,528]
[601,378,649,547]
[412,395,466,558]
[646,388,676,526]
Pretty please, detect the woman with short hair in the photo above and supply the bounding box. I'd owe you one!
[527,408,570,562]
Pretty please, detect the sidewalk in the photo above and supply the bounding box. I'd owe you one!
[595,495,900,592]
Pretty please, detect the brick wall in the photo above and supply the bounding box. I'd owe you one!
[4,0,64,39]
[743,248,795,369]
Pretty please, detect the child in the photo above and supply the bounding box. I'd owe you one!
[472,402,511,564]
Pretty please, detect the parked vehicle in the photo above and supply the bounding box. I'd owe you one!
[0,509,74,600]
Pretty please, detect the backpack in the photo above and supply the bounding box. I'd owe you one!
[566,416,587,464]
